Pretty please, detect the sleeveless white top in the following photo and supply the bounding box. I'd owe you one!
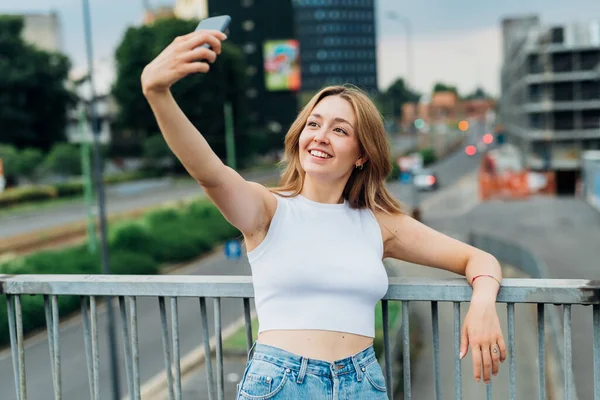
[247,193,388,338]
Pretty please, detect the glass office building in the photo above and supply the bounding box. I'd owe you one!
[292,0,378,95]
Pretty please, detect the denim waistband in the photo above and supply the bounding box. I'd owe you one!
[249,342,378,377]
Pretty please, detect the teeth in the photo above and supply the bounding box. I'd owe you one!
[310,150,331,159]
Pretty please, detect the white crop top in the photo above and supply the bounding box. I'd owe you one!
[247,193,389,338]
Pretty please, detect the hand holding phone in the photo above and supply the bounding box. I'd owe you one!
[141,17,230,95]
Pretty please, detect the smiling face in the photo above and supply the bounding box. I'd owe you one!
[298,95,365,183]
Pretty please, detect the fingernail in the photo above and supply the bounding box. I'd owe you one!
[485,380,490,384]
[476,378,480,383]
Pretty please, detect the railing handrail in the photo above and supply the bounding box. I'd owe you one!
[1,274,599,305]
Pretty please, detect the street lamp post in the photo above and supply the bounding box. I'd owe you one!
[82,0,122,398]
[387,12,414,88]
[387,12,421,221]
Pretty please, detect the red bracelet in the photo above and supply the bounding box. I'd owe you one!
[471,274,502,287]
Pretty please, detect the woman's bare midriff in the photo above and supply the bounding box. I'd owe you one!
[257,330,374,362]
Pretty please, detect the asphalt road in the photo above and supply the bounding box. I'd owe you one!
[0,169,279,240]
[391,120,489,209]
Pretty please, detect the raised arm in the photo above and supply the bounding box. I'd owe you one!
[141,30,274,235]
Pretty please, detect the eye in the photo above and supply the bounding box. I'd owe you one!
[307,121,319,127]
[334,127,348,135]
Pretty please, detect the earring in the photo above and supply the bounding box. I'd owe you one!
[355,163,363,170]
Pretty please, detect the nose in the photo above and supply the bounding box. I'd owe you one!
[313,127,329,144]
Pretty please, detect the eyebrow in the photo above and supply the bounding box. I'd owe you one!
[310,113,354,130]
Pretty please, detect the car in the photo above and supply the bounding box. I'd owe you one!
[413,168,439,191]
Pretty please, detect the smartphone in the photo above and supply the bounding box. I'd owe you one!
[195,15,231,49]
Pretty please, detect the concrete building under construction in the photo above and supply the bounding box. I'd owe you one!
[500,15,600,194]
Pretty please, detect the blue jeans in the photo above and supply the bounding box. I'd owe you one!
[236,342,389,400]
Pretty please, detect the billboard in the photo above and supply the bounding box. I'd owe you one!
[263,39,301,92]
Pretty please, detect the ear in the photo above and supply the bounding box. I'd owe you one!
[356,155,369,167]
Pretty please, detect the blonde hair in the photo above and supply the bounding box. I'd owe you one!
[271,85,404,215]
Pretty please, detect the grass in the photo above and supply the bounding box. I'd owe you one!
[221,302,402,358]
[373,301,402,358]
[223,317,259,353]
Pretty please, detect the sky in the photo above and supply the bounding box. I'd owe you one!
[2,0,600,97]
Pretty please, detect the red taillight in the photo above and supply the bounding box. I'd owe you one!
[483,133,494,144]
[465,145,477,156]
[427,175,436,185]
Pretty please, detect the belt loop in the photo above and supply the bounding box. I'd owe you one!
[297,357,308,384]
[247,341,257,363]
[351,355,363,382]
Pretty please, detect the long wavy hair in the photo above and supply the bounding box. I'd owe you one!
[271,85,404,215]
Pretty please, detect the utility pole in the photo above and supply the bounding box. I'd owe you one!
[224,102,237,170]
[81,0,121,397]
[78,106,97,253]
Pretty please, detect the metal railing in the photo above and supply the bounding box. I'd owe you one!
[1,274,599,400]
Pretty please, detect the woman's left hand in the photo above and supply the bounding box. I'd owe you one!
[460,297,507,384]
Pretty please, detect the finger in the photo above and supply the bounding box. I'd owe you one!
[195,29,227,41]
[481,345,492,384]
[179,62,210,75]
[171,32,197,44]
[181,47,217,64]
[471,345,482,383]
[460,325,469,359]
[497,335,507,363]
[491,343,501,376]
[186,31,225,54]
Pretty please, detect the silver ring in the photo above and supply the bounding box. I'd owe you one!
[492,346,499,354]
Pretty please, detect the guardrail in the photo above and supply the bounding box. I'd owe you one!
[1,274,598,400]
[469,231,599,400]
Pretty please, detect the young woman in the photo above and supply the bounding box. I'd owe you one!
[142,29,506,400]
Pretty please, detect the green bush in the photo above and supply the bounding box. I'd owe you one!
[0,185,57,207]
[148,225,208,262]
[419,148,437,166]
[54,181,85,197]
[0,144,20,180]
[387,160,401,182]
[144,208,182,227]
[110,251,159,275]
[109,222,156,254]
[44,143,82,176]
[17,148,44,180]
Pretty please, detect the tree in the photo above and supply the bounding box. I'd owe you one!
[378,78,420,119]
[112,18,249,160]
[0,16,74,151]
[44,143,81,176]
[463,87,488,100]
[0,145,20,182]
[432,82,459,97]
[17,148,43,180]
